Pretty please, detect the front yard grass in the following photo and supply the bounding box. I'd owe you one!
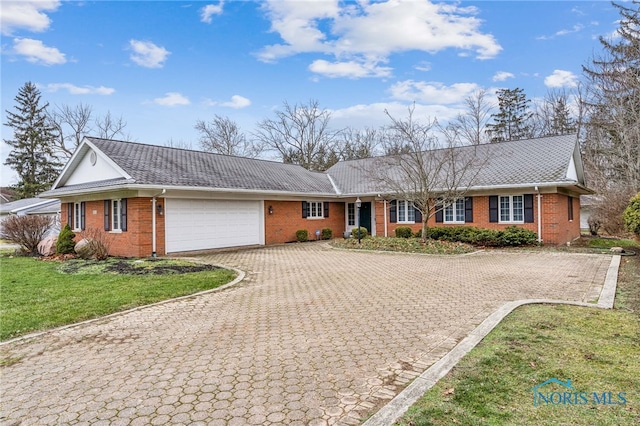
[0,256,236,341]
[396,244,640,426]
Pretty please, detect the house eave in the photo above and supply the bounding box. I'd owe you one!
[40,183,341,199]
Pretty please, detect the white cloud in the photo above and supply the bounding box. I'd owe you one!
[309,59,392,78]
[13,37,65,65]
[220,95,251,109]
[43,83,115,95]
[258,0,501,79]
[492,71,515,82]
[129,40,170,68]
[544,70,579,88]
[414,61,432,72]
[537,23,585,40]
[154,92,190,106]
[389,80,481,104]
[201,2,224,23]
[0,0,60,35]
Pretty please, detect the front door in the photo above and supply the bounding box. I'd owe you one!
[359,202,372,233]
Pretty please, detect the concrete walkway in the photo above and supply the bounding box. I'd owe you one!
[0,244,612,425]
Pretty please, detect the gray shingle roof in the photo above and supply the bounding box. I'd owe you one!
[87,138,336,194]
[0,198,59,215]
[327,134,581,195]
[45,134,584,198]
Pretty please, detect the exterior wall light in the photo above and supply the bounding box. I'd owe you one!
[268,205,274,215]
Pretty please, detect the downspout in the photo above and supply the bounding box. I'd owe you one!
[383,199,388,237]
[151,189,166,257]
[535,186,542,243]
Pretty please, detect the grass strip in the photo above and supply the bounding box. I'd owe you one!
[0,256,236,341]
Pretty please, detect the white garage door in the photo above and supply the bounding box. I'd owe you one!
[165,199,262,252]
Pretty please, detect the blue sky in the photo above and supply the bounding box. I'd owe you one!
[1,0,621,186]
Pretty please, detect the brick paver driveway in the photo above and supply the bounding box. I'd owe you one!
[1,244,611,425]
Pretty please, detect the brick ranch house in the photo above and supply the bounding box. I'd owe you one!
[41,134,591,257]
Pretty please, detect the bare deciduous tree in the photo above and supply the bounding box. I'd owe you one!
[532,89,577,137]
[49,105,131,159]
[369,105,487,239]
[338,127,382,160]
[195,115,262,158]
[95,111,129,141]
[253,100,341,171]
[449,89,493,145]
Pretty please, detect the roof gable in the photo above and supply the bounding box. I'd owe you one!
[52,138,131,189]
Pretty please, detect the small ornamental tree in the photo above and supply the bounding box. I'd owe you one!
[623,192,640,237]
[56,223,76,254]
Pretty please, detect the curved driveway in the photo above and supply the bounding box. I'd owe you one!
[1,244,611,425]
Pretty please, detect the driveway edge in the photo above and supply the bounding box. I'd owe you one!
[362,254,621,426]
[0,264,245,347]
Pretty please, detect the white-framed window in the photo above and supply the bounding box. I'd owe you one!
[499,195,524,223]
[444,199,465,223]
[347,203,355,226]
[112,199,122,231]
[308,201,323,219]
[397,200,415,223]
[73,202,82,231]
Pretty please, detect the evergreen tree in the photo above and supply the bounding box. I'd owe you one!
[486,88,533,142]
[4,82,61,198]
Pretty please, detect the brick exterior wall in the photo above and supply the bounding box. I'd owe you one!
[264,200,346,244]
[374,194,580,245]
[61,197,165,258]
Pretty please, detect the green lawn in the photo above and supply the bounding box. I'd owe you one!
[396,248,640,426]
[0,256,236,341]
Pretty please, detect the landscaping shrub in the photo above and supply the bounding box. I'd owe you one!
[413,229,423,238]
[56,224,76,254]
[0,214,53,255]
[351,227,368,238]
[75,228,111,260]
[426,226,537,247]
[395,226,413,238]
[623,192,640,237]
[499,226,538,246]
[296,229,308,242]
[321,228,332,240]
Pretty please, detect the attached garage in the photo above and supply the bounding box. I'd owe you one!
[165,199,263,253]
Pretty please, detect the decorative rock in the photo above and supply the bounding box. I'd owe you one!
[75,238,96,259]
[37,235,57,256]
[610,247,625,254]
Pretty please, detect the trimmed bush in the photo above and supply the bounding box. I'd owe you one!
[351,227,368,238]
[426,226,537,247]
[321,228,333,240]
[395,226,413,238]
[499,226,538,246]
[296,229,309,242]
[623,192,640,237]
[413,229,423,238]
[56,223,76,254]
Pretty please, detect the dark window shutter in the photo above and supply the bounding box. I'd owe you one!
[67,202,73,226]
[390,200,397,223]
[104,200,111,231]
[414,206,422,223]
[80,202,86,230]
[302,201,308,218]
[489,196,498,223]
[121,199,127,231]
[465,197,473,223]
[435,206,443,223]
[323,202,329,218]
[524,194,534,223]
[568,196,573,221]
